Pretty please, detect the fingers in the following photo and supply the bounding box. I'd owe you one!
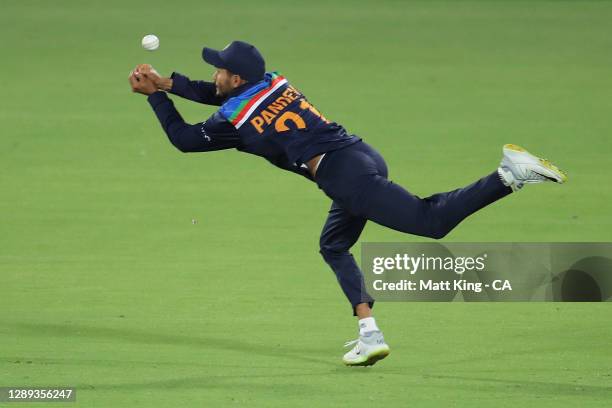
[136,72,153,85]
[139,66,161,85]
[128,68,141,80]
[129,66,158,95]
[130,65,148,80]
[132,69,147,84]
[128,72,139,92]
[136,64,158,79]
[137,63,152,74]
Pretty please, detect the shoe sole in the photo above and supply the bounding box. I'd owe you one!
[503,144,568,184]
[344,347,390,367]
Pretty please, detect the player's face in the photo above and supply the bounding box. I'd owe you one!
[213,68,242,97]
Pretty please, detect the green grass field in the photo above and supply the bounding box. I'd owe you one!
[1,0,611,406]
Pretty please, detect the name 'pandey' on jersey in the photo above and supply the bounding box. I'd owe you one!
[146,71,361,180]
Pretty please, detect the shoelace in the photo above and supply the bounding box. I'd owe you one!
[527,171,548,181]
[344,339,359,348]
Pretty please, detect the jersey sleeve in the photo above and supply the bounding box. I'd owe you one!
[147,91,241,153]
[168,72,226,106]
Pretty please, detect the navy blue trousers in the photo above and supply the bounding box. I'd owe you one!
[315,141,512,314]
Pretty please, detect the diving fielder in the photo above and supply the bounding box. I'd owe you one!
[128,40,567,366]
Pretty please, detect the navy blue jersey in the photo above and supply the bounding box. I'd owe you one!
[147,71,360,180]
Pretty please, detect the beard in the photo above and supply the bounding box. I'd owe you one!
[215,81,231,97]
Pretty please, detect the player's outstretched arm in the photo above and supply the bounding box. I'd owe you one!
[167,72,226,106]
[149,94,240,153]
[129,70,239,153]
[135,64,225,106]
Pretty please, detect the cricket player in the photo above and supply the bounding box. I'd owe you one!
[128,40,567,366]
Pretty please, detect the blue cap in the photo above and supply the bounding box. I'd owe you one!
[202,41,266,83]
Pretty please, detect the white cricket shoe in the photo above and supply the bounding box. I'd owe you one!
[343,331,390,366]
[498,144,568,191]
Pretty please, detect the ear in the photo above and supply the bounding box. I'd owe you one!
[231,74,247,88]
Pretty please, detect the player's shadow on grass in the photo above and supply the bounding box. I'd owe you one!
[4,321,337,368]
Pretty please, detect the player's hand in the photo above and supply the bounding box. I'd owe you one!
[128,69,158,95]
[134,64,173,91]
[136,64,163,87]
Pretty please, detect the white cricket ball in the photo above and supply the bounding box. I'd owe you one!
[141,34,159,51]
